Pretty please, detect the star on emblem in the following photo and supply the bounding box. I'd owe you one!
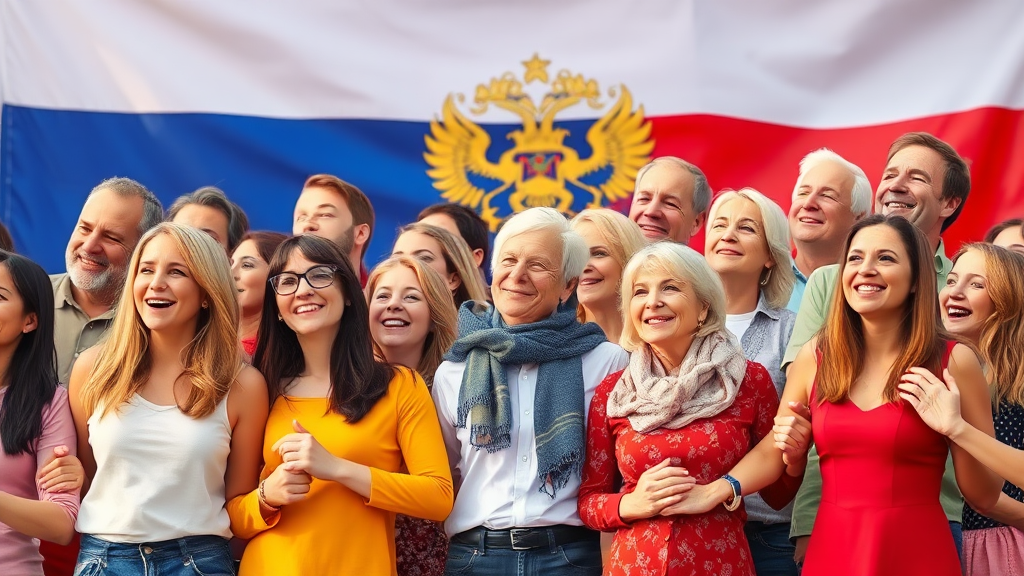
[522,53,550,84]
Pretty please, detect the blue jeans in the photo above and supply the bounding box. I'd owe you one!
[74,534,234,576]
[444,539,601,576]
[745,522,798,576]
[950,521,963,560]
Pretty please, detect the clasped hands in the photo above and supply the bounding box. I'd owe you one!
[261,419,339,508]
[619,402,813,520]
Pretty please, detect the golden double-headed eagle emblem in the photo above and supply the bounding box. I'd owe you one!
[424,54,654,231]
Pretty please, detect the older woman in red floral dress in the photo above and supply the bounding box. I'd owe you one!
[578,242,808,576]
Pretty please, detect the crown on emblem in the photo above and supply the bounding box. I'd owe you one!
[425,54,654,231]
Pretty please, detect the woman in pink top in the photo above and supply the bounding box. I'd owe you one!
[0,251,80,576]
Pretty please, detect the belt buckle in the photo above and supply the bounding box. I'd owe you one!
[510,528,532,550]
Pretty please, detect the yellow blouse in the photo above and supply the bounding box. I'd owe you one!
[231,368,453,576]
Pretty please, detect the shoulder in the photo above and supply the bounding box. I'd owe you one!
[807,264,839,285]
[583,341,629,371]
[948,342,983,374]
[231,365,269,400]
[71,345,103,379]
[743,361,774,390]
[42,386,72,418]
[50,273,68,291]
[388,365,425,391]
[433,360,466,394]
[597,368,626,395]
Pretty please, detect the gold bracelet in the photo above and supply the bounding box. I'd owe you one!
[258,479,280,511]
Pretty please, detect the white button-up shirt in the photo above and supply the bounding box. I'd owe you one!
[433,341,628,537]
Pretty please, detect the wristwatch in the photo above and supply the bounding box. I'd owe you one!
[721,474,742,511]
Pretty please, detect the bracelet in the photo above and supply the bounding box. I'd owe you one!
[721,474,742,511]
[258,479,280,511]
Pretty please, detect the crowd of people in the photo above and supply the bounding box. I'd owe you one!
[1,131,1023,576]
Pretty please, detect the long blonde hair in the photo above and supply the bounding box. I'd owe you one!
[397,222,488,306]
[81,223,241,418]
[569,209,646,323]
[366,256,457,388]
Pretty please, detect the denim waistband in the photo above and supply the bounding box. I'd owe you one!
[79,534,229,560]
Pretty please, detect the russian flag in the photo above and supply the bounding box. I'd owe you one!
[2,0,1023,272]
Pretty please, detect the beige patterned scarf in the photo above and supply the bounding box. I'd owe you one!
[607,330,748,433]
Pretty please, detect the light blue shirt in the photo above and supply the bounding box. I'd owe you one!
[785,262,808,313]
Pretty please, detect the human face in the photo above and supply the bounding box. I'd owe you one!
[392,231,460,292]
[841,225,913,319]
[992,226,1024,255]
[133,234,204,334]
[419,213,485,267]
[0,263,38,352]
[789,161,858,246]
[940,249,994,343]
[575,222,622,311]
[230,240,270,317]
[874,145,957,237]
[172,204,230,252]
[368,266,432,361]
[65,188,145,296]
[491,228,574,326]
[293,187,355,257]
[274,251,345,338]
[628,268,707,371]
[629,164,702,243]
[706,197,774,283]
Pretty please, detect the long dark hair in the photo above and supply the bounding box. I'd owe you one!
[254,235,394,422]
[0,251,58,455]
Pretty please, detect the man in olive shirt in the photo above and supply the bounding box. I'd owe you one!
[784,132,972,563]
[51,177,163,384]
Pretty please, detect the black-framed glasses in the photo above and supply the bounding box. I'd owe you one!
[269,265,338,295]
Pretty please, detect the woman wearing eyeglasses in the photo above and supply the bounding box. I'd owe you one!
[233,235,453,576]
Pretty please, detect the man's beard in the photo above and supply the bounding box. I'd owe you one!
[65,246,126,301]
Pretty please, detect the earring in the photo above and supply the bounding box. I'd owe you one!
[277,314,283,321]
[697,318,705,329]
[759,268,773,287]
[202,301,209,309]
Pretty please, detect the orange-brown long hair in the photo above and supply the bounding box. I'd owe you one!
[817,215,947,404]
[953,243,1024,408]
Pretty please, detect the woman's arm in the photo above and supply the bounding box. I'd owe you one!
[0,389,80,545]
[67,346,100,490]
[273,370,454,521]
[224,365,277,538]
[662,343,816,515]
[900,345,1003,513]
[980,492,1024,531]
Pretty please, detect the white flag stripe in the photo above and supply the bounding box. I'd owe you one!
[2,0,1023,128]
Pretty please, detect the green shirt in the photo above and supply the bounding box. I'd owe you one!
[785,241,961,538]
[51,273,116,385]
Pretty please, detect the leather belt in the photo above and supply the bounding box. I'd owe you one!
[451,525,599,551]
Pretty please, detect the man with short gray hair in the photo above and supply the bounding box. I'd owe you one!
[51,177,163,383]
[786,148,871,311]
[628,156,711,245]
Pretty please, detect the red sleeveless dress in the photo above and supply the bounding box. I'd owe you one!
[803,346,960,576]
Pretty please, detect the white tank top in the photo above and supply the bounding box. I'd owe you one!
[76,392,232,542]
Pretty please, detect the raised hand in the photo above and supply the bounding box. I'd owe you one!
[774,402,813,467]
[898,367,965,437]
[271,420,341,481]
[618,458,695,522]
[36,446,84,493]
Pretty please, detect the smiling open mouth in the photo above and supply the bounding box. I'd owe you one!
[946,306,971,319]
[146,299,174,308]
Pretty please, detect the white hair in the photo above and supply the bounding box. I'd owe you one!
[619,242,726,352]
[492,207,589,284]
[707,188,796,310]
[792,148,872,218]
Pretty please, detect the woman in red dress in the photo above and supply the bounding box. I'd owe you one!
[578,242,808,576]
[686,215,1002,576]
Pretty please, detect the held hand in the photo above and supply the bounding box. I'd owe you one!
[774,402,813,467]
[659,479,732,516]
[261,464,313,508]
[271,420,342,481]
[618,458,694,522]
[898,367,965,437]
[36,446,85,493]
